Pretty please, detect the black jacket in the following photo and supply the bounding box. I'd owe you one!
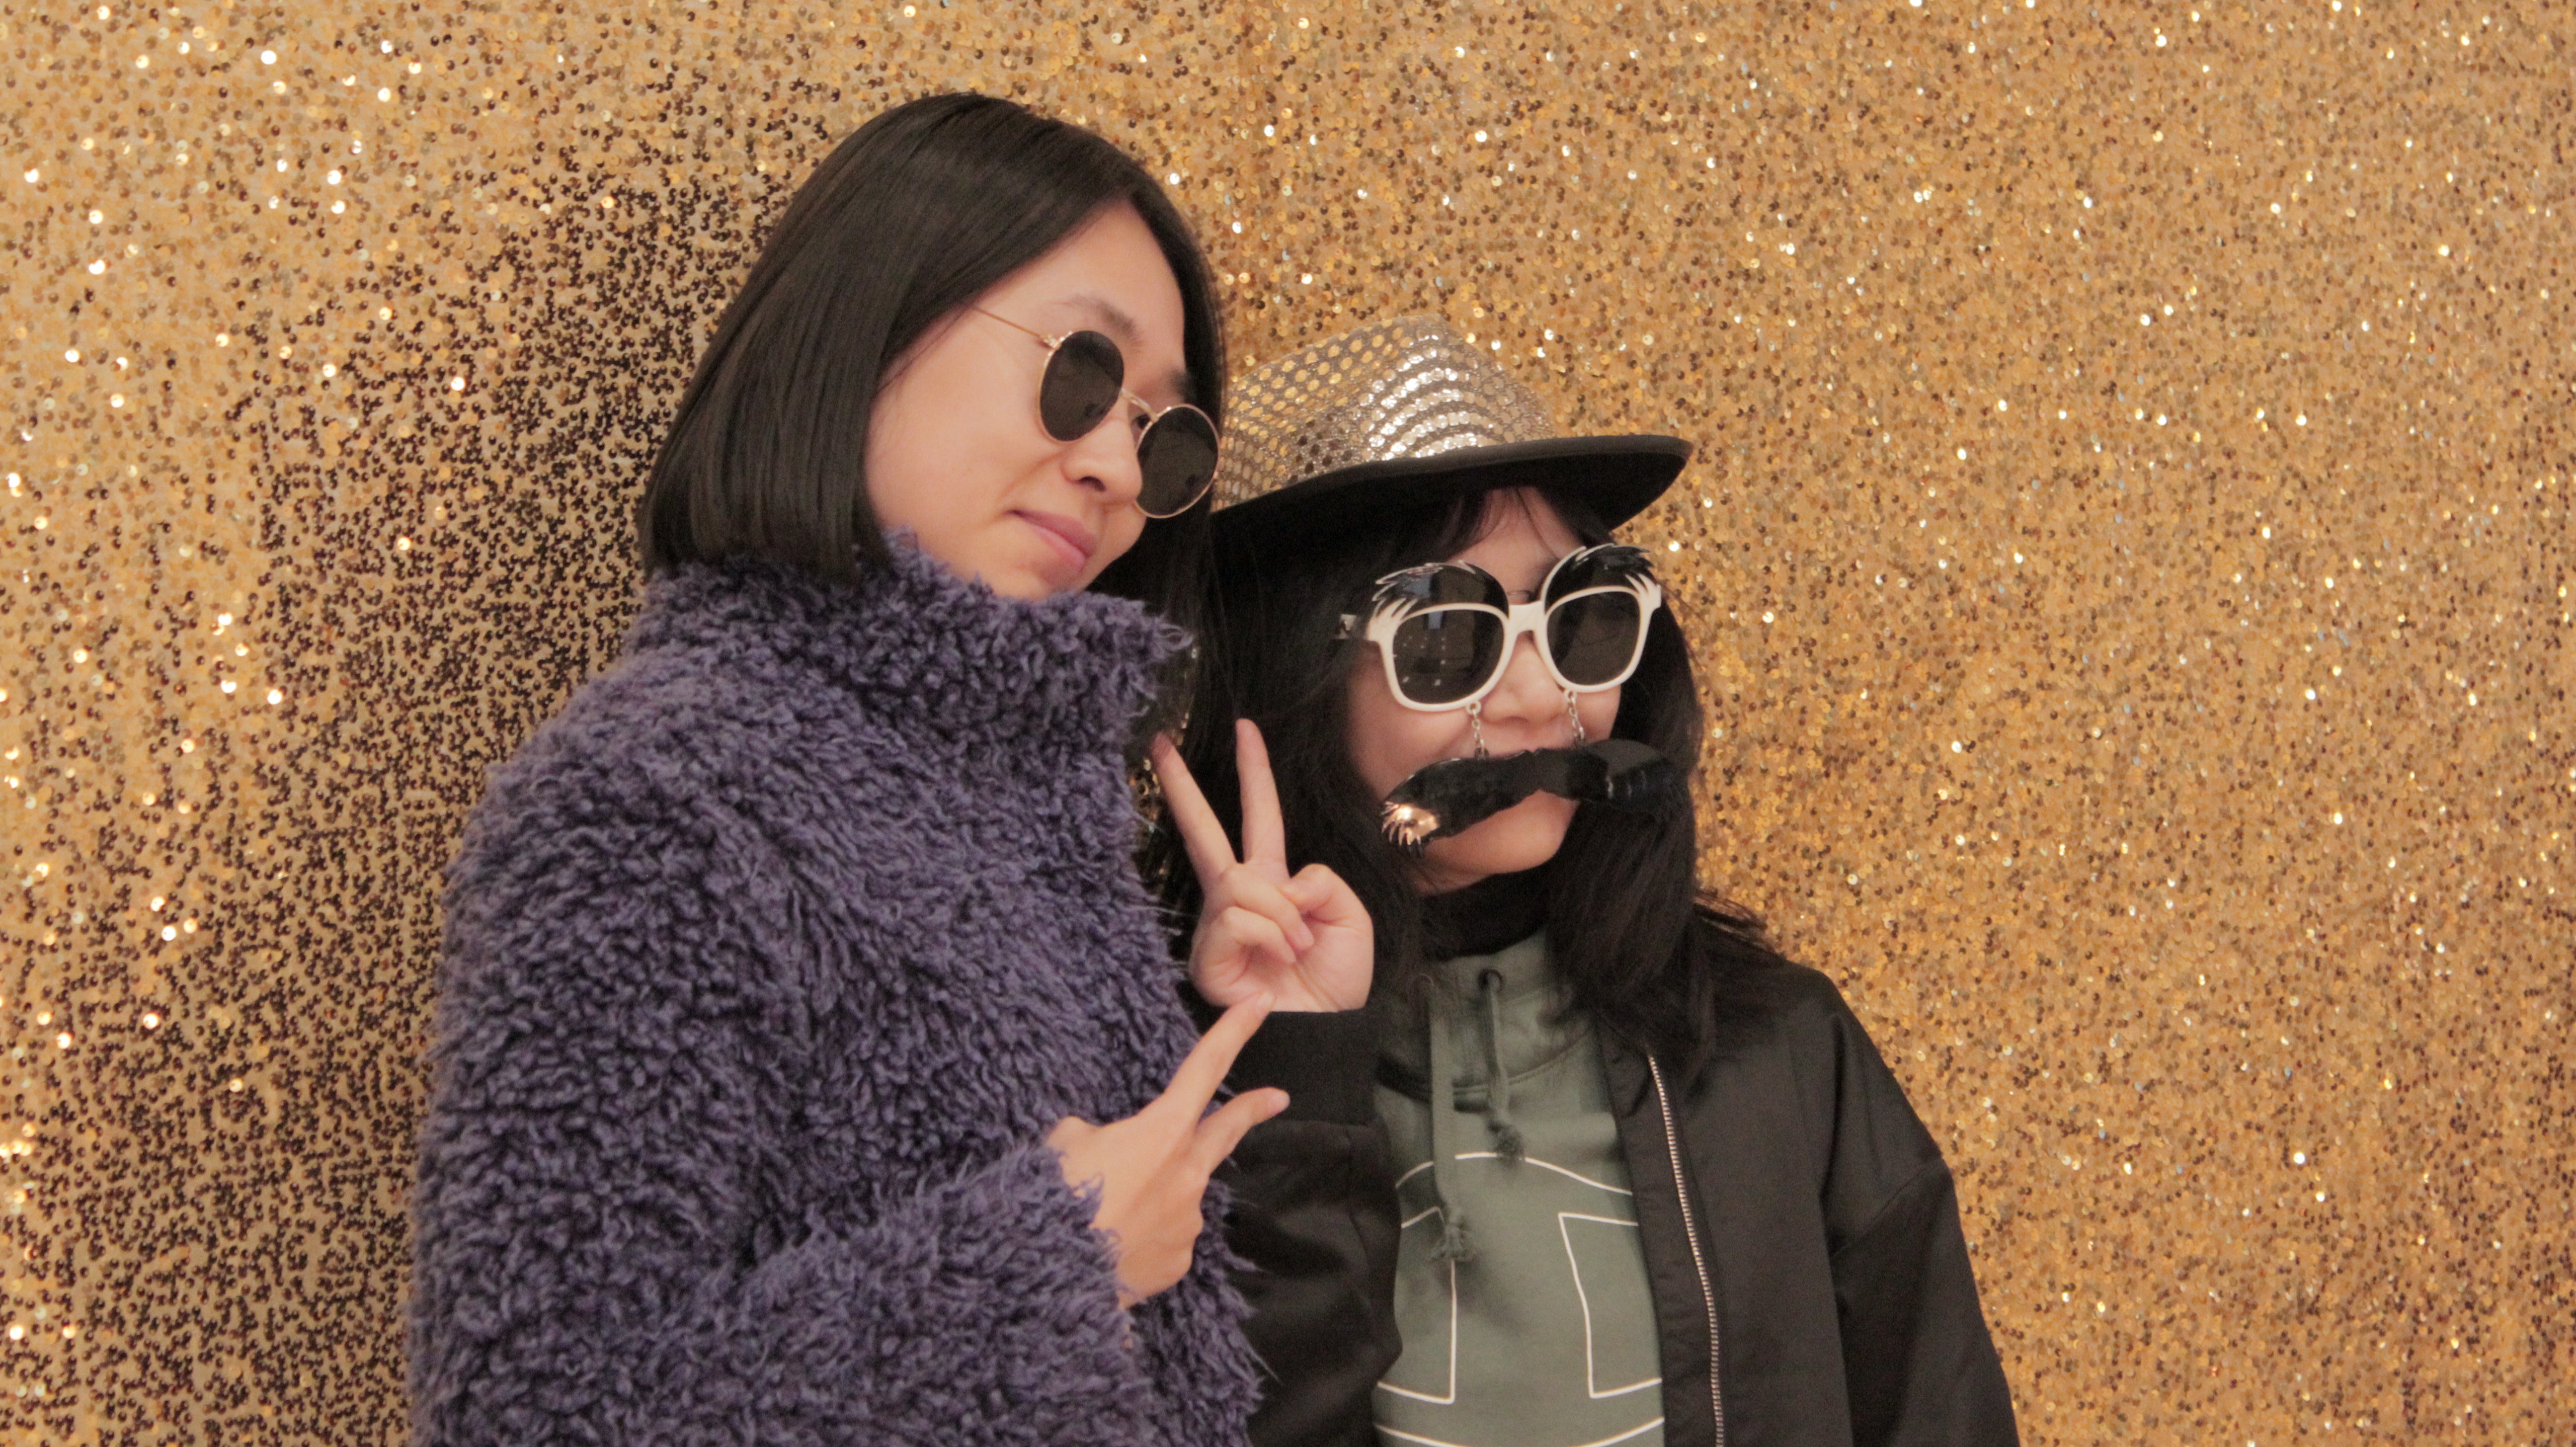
[1215,935,2019,1447]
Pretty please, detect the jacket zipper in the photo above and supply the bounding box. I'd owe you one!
[1648,1054,1724,1447]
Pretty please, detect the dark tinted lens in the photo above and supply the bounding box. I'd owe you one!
[1038,330,1124,440]
[1542,545,1650,606]
[1390,608,1506,706]
[1546,591,1645,687]
[1135,406,1220,516]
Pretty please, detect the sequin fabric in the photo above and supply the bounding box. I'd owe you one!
[3,1,2569,1443]
[1214,316,1556,507]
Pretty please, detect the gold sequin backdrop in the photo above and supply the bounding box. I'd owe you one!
[1,0,2567,1439]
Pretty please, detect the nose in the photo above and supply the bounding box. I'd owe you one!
[1476,633,1572,745]
[1059,406,1146,510]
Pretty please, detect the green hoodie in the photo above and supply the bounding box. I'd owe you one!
[1372,933,1666,1447]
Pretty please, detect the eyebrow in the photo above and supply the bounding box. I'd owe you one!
[1060,294,1196,404]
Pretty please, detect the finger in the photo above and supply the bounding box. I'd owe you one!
[1188,1086,1290,1172]
[1155,996,1272,1120]
[1150,733,1239,887]
[1235,719,1288,868]
[1217,864,1316,956]
[1201,904,1296,983]
[1285,863,1371,933]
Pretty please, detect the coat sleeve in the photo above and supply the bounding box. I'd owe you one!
[410,779,1151,1447]
[1813,991,2021,1447]
[1204,1000,1401,1447]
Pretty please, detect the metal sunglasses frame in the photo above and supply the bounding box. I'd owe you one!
[971,307,1221,519]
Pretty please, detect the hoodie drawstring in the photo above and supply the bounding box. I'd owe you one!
[1477,968,1524,1162]
[1426,985,1472,1262]
[1424,967,1527,1263]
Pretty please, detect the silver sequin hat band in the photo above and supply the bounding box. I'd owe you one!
[1209,315,1690,548]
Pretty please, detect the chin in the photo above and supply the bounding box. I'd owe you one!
[1418,795,1576,892]
[989,573,1056,602]
[974,556,1071,602]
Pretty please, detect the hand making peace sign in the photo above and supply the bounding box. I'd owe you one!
[1150,719,1374,1014]
[1050,997,1286,1307]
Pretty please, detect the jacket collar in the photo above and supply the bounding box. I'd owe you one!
[626,543,1185,751]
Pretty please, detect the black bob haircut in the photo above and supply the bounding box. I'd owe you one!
[638,93,1224,617]
[1152,488,1793,1078]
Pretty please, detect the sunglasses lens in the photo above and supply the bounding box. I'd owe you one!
[1135,406,1220,517]
[1546,591,1645,687]
[1038,330,1125,441]
[1390,609,1506,706]
[1542,545,1642,602]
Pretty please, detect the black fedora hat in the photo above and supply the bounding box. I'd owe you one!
[1208,315,1690,552]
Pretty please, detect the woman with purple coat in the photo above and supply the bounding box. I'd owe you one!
[409,95,1368,1446]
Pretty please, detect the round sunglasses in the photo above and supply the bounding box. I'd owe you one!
[1339,544,1665,712]
[973,308,1221,518]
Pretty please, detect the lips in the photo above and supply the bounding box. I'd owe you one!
[1015,509,1099,586]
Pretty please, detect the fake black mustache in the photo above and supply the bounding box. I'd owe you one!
[1378,739,1686,850]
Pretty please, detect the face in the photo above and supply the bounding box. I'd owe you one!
[864,202,1193,600]
[1344,491,1622,895]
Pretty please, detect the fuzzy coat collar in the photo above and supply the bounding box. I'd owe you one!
[627,543,1184,753]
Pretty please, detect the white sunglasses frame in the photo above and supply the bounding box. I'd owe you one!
[1337,547,1665,714]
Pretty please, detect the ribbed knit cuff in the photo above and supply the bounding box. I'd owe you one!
[1232,1008,1378,1125]
[1187,987,1380,1126]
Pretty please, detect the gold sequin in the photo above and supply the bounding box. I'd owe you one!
[2,2,2565,1440]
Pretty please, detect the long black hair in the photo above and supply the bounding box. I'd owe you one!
[638,92,1222,623]
[1154,487,1792,1077]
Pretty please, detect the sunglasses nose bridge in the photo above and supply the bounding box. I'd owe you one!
[1467,607,1563,713]
[1056,410,1149,508]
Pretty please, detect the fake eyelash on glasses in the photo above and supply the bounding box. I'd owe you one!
[1567,544,1656,588]
[1362,563,1473,628]
[1361,545,1660,625]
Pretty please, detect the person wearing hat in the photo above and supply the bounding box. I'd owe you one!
[1145,317,2019,1447]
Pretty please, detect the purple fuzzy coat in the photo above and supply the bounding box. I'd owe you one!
[411,548,1260,1446]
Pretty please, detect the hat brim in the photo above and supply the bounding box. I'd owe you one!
[1208,435,1692,555]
